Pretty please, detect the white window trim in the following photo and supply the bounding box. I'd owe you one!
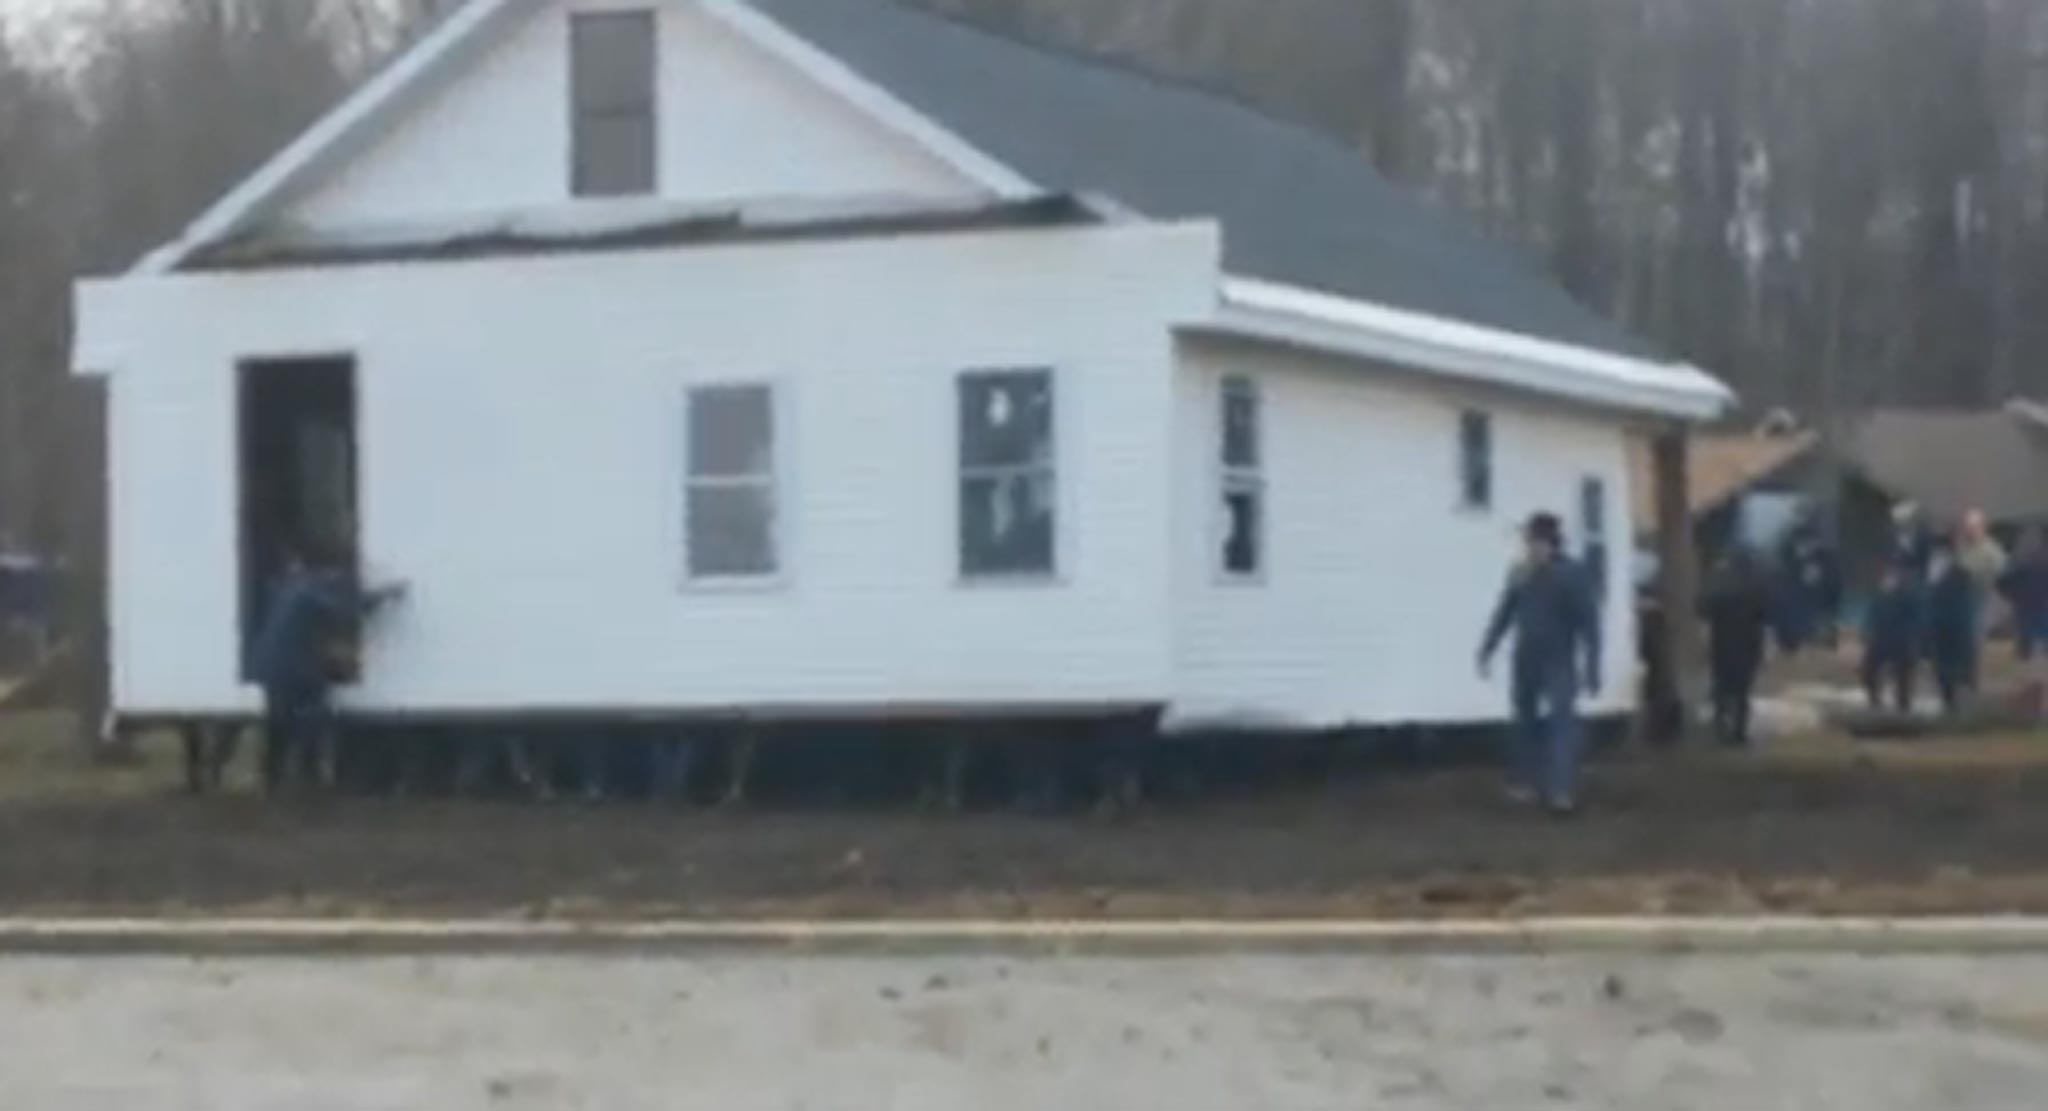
[954,366,1064,586]
[680,379,788,592]
[1457,408,1494,514]
[1215,374,1267,585]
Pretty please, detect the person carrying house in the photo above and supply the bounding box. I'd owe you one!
[1862,559,1923,714]
[246,547,406,795]
[1700,547,1773,748]
[1925,538,1982,714]
[1478,512,1601,816]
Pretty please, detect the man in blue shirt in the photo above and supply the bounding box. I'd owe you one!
[246,550,405,794]
[1478,512,1602,815]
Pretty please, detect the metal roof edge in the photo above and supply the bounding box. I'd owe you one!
[1207,277,1731,422]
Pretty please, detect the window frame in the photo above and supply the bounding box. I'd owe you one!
[955,367,1061,584]
[680,380,785,590]
[569,8,659,198]
[1215,374,1267,583]
[1579,473,1610,602]
[1457,409,1494,512]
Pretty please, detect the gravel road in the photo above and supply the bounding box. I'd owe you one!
[3,951,2045,1109]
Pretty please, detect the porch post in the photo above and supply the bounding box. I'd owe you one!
[1652,425,1701,742]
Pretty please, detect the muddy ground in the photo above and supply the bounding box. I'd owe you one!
[3,710,2048,920]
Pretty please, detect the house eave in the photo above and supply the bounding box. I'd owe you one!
[1197,277,1733,423]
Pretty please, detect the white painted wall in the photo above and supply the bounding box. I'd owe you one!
[283,0,978,228]
[1167,338,1637,731]
[79,222,1217,716]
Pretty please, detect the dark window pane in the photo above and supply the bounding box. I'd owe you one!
[687,484,776,578]
[571,11,655,112]
[1222,379,1259,467]
[573,112,655,197]
[689,386,773,478]
[961,473,1055,576]
[1581,477,1607,540]
[1222,485,1262,575]
[1460,411,1492,509]
[960,370,1053,469]
[1584,542,1609,599]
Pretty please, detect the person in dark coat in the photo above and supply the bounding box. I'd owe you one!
[1925,541,1981,714]
[2001,527,2048,661]
[245,551,405,794]
[1862,561,1922,714]
[1478,512,1602,816]
[1701,548,1773,747]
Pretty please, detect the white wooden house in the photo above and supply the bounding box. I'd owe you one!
[72,0,1730,738]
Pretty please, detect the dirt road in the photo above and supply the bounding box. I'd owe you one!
[2,951,2044,1109]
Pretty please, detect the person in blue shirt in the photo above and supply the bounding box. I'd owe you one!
[1478,512,1602,816]
[245,549,405,794]
[1862,560,1923,714]
[1701,547,1773,748]
[2000,527,2048,661]
[1925,540,1981,714]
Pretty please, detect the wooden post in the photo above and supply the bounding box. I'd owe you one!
[1652,426,1702,743]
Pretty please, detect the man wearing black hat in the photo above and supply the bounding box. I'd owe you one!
[1477,511,1603,815]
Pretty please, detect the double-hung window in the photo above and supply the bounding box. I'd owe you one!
[684,384,778,582]
[1459,410,1493,511]
[570,10,657,197]
[1580,474,1609,599]
[958,369,1056,579]
[1219,376,1264,578]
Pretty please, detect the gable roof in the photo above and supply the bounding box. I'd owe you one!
[1624,431,1820,535]
[128,0,1720,413]
[749,0,1662,362]
[1843,407,2048,523]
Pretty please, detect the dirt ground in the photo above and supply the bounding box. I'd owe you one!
[4,708,2048,921]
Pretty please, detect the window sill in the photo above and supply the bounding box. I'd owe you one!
[679,575,788,595]
[955,572,1067,590]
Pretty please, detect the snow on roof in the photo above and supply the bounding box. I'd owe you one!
[189,193,1101,269]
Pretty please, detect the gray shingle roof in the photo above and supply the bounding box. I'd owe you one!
[1844,409,2048,523]
[754,0,1664,360]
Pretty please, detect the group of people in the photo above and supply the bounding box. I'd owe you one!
[1699,505,2048,743]
[1860,507,2048,716]
[1475,502,2048,817]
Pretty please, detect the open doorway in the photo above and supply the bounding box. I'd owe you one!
[238,357,360,681]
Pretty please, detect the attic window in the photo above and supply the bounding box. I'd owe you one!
[571,10,657,197]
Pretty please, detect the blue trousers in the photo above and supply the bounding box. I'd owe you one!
[262,681,333,793]
[1509,658,1583,805]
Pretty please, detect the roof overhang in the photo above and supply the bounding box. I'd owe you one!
[1194,277,1733,423]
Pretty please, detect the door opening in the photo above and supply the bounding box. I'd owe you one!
[238,357,360,681]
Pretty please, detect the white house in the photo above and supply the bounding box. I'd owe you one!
[72,0,1730,739]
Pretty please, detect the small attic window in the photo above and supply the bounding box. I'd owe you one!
[571,10,657,197]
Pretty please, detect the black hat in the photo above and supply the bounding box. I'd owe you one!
[1524,512,1564,546]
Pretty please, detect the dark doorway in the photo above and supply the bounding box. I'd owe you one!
[238,357,360,680]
